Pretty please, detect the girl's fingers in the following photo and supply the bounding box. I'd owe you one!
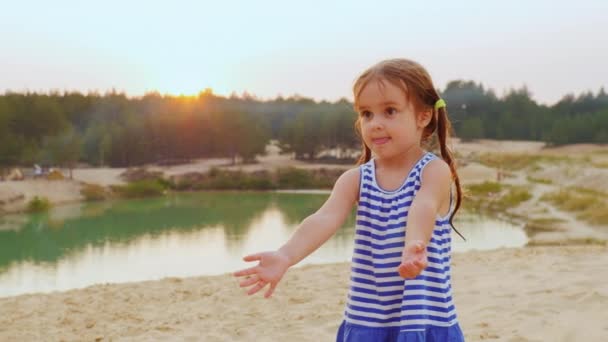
[413,241,425,252]
[400,261,414,270]
[264,282,277,298]
[398,260,426,279]
[398,263,413,277]
[239,275,259,288]
[243,253,263,262]
[233,266,259,277]
[247,280,267,296]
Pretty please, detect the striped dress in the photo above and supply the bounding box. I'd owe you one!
[336,152,465,342]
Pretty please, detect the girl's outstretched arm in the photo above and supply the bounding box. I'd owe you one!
[233,167,360,298]
[398,159,452,279]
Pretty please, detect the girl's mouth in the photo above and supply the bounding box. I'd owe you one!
[372,137,391,145]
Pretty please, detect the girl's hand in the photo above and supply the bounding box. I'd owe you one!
[233,251,291,298]
[398,240,428,279]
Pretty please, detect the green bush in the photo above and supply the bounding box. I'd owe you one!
[166,167,342,191]
[27,196,51,212]
[80,184,108,201]
[277,168,316,189]
[241,177,275,190]
[112,179,167,198]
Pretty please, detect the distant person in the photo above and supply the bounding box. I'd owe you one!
[234,59,466,341]
[34,164,42,178]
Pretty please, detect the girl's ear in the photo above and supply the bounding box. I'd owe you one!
[417,109,433,128]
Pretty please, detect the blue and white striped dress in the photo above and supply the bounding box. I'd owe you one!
[337,152,465,342]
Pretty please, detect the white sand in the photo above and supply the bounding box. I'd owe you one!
[0,245,606,341]
[71,168,128,186]
[453,139,546,158]
[0,180,84,212]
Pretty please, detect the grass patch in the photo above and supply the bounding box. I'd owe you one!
[499,187,532,208]
[541,187,608,225]
[276,167,337,189]
[541,190,598,212]
[228,172,271,189]
[527,238,607,246]
[111,179,168,198]
[527,176,553,184]
[277,168,317,189]
[523,218,567,235]
[80,183,109,201]
[467,182,502,196]
[190,169,275,190]
[463,183,531,213]
[27,196,51,212]
[528,217,567,225]
[580,210,608,226]
[169,167,342,191]
[591,162,608,168]
[475,153,568,171]
[568,187,607,197]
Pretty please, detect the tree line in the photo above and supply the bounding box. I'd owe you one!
[444,81,608,144]
[0,82,606,171]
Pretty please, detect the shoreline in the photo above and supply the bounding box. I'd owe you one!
[2,138,607,246]
[1,245,606,341]
[2,139,607,241]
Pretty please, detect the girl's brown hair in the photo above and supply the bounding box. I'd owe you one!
[353,58,464,239]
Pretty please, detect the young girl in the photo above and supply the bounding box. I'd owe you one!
[234,58,465,341]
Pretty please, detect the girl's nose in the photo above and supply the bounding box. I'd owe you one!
[370,116,384,130]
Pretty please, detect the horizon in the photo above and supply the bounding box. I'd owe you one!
[2,82,606,106]
[2,0,607,106]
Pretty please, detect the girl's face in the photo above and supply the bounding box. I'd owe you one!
[356,78,431,160]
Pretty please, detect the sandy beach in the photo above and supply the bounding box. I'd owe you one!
[1,245,606,341]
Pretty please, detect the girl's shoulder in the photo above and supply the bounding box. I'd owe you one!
[418,155,452,187]
[331,166,361,201]
[339,166,361,183]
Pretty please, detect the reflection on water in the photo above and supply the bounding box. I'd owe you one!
[0,192,526,297]
[453,214,528,252]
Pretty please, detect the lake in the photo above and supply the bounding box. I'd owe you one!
[0,191,527,297]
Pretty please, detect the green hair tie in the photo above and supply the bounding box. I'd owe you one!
[434,99,446,110]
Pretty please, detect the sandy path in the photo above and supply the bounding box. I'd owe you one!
[504,164,608,244]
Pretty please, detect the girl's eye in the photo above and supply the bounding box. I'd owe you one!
[386,107,397,115]
[361,111,372,119]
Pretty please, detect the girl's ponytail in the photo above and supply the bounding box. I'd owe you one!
[436,106,465,240]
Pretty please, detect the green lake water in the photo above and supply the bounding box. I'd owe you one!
[0,191,527,297]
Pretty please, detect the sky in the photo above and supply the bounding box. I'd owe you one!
[1,0,607,105]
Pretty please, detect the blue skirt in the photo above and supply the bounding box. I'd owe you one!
[336,321,465,342]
